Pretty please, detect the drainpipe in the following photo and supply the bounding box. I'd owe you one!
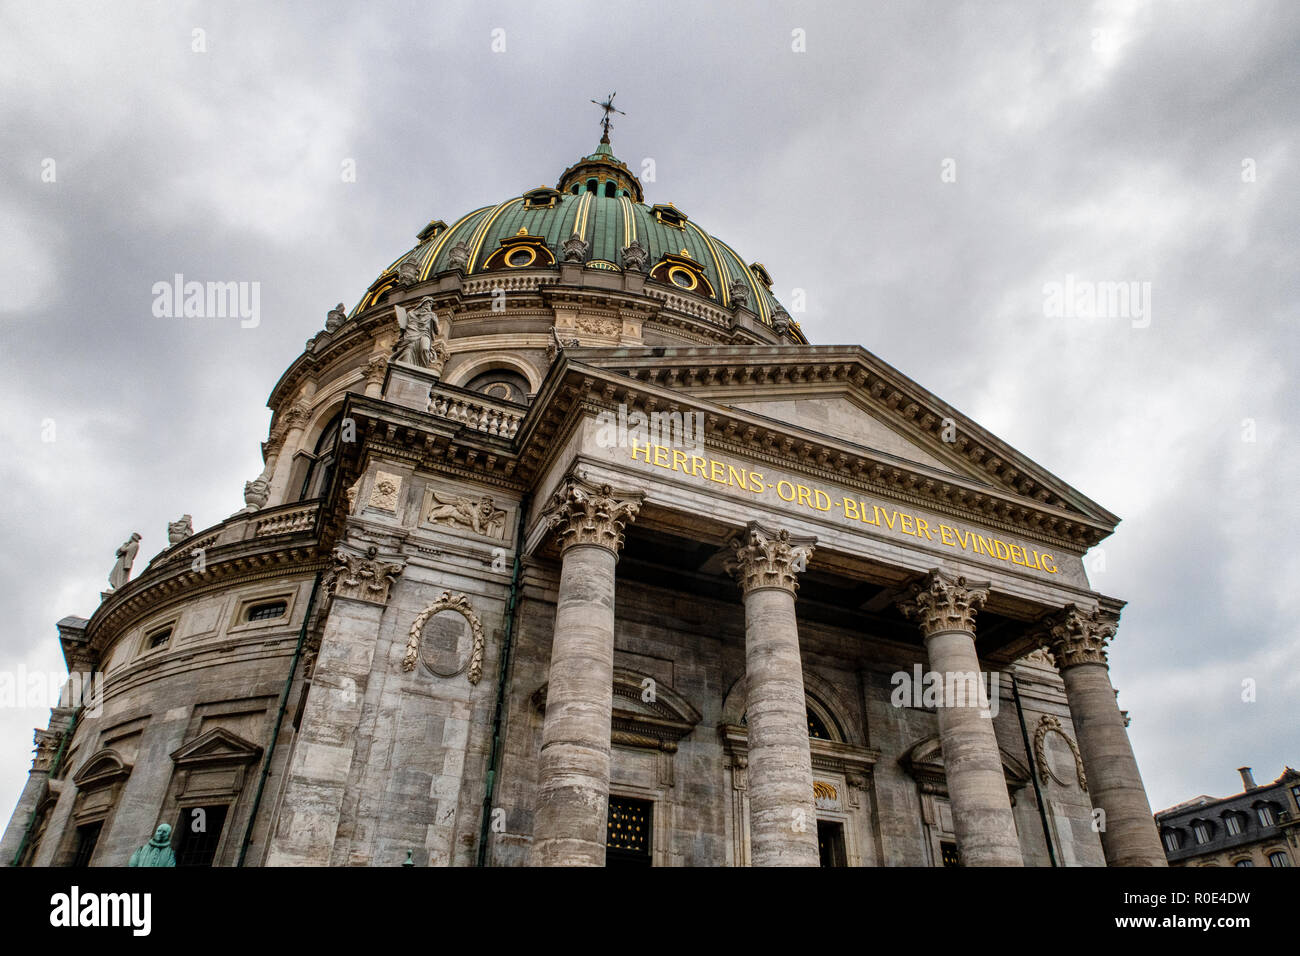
[10,708,80,866]
[1011,673,1058,867]
[237,570,322,867]
[476,496,530,867]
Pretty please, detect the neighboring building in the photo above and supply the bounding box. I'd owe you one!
[0,120,1167,867]
[1156,766,1300,868]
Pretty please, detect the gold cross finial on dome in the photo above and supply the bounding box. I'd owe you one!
[590,91,625,143]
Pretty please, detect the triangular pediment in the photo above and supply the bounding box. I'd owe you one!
[169,728,263,767]
[727,394,961,476]
[550,345,1119,535]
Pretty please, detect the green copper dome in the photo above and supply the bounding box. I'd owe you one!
[353,139,804,342]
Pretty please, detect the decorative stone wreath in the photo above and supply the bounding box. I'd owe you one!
[403,590,485,684]
[1033,714,1087,791]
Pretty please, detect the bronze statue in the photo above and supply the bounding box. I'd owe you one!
[128,823,176,867]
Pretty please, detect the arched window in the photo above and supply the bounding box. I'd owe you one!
[807,708,831,740]
[741,699,840,741]
[585,179,597,194]
[298,413,342,501]
[463,369,530,404]
[604,181,616,197]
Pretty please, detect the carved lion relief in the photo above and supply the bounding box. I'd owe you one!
[422,488,507,539]
[403,591,485,684]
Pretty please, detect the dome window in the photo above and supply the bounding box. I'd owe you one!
[483,230,556,271]
[522,187,560,210]
[417,219,447,241]
[668,266,696,290]
[649,252,714,297]
[651,203,688,229]
[749,262,774,288]
[604,182,617,197]
[586,179,598,194]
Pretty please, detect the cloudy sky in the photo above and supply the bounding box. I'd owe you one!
[2,0,1297,831]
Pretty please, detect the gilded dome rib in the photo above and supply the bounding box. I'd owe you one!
[713,235,770,323]
[685,220,732,307]
[465,198,524,273]
[618,196,637,249]
[420,206,488,281]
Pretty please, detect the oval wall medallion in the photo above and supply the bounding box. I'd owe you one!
[403,591,486,684]
[1033,714,1087,791]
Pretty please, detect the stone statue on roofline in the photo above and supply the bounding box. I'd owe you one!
[168,515,193,546]
[325,301,347,332]
[128,823,177,867]
[392,296,440,367]
[108,533,142,590]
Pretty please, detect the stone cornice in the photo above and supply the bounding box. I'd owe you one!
[567,346,1118,528]
[521,360,1112,552]
[267,307,400,415]
[81,501,329,657]
[268,270,792,420]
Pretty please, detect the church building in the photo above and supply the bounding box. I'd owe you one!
[1,112,1167,867]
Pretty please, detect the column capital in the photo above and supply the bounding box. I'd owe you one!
[541,474,642,554]
[725,522,816,595]
[326,546,405,605]
[896,569,989,635]
[1033,604,1118,668]
[32,728,63,773]
[281,400,312,432]
[364,353,389,386]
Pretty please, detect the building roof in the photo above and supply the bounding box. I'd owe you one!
[350,139,802,340]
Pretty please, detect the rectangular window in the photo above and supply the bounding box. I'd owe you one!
[940,841,960,867]
[605,796,652,867]
[146,627,172,650]
[1193,823,1210,844]
[1163,832,1180,851]
[1257,806,1275,827]
[817,820,847,867]
[174,804,230,867]
[1225,815,1243,836]
[246,601,287,622]
[71,821,103,868]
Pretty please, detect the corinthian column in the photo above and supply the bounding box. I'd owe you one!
[898,570,1023,866]
[531,477,642,866]
[726,522,819,867]
[1034,606,1166,866]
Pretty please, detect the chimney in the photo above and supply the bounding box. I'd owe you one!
[1238,767,1257,791]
